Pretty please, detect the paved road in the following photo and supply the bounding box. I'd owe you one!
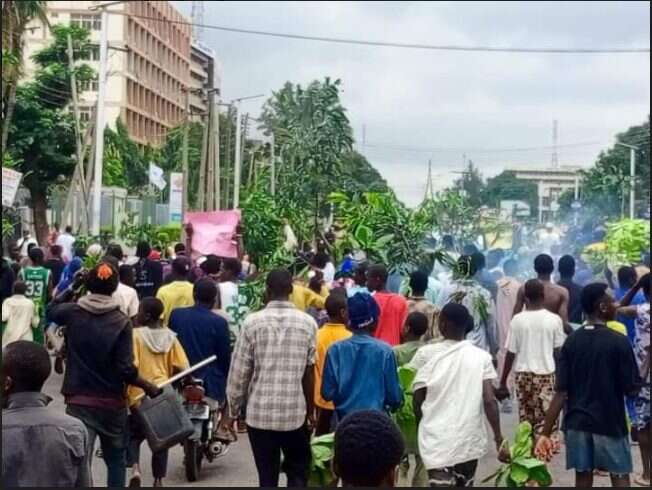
[43,370,643,487]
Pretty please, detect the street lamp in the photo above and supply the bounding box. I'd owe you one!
[615,141,638,219]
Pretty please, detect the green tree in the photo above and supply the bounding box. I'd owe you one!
[453,160,485,208]
[482,170,538,214]
[260,78,354,229]
[6,24,95,243]
[339,150,389,195]
[560,118,650,218]
[1,0,49,154]
[158,121,203,208]
[103,119,147,191]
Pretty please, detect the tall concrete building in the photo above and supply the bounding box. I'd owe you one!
[23,1,195,146]
[189,40,220,119]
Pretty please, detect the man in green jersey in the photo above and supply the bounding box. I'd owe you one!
[18,247,52,344]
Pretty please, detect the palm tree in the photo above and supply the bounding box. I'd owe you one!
[2,0,49,155]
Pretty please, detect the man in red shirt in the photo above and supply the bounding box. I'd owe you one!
[367,264,408,346]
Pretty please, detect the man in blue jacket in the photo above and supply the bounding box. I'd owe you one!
[169,278,231,404]
[322,292,403,420]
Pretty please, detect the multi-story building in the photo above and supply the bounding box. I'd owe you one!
[23,1,193,146]
[189,40,219,120]
[508,165,582,223]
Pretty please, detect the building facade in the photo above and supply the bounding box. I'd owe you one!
[508,166,582,223]
[189,40,219,120]
[23,1,194,146]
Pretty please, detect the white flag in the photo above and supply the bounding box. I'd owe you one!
[148,162,167,190]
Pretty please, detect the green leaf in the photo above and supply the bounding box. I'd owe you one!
[509,464,530,484]
[512,457,546,470]
[529,466,553,487]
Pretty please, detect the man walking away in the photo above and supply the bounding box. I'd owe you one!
[224,269,317,487]
[406,270,440,342]
[2,341,90,488]
[557,255,584,326]
[314,293,352,436]
[2,281,39,348]
[535,283,641,488]
[103,257,139,322]
[127,298,189,487]
[614,266,646,344]
[495,259,521,413]
[367,264,408,346]
[18,247,51,345]
[44,245,66,287]
[333,410,405,487]
[514,254,571,334]
[133,241,163,299]
[413,303,507,488]
[218,257,242,313]
[617,273,650,487]
[156,257,194,327]
[55,226,76,263]
[394,312,428,367]
[169,279,231,405]
[347,263,370,297]
[497,279,565,434]
[48,262,161,488]
[321,292,403,419]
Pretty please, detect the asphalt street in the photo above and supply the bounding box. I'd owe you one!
[42,370,643,487]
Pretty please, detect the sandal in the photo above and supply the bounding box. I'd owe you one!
[634,475,650,487]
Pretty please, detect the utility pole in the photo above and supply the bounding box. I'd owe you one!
[65,34,90,232]
[182,89,190,221]
[197,99,208,211]
[233,100,242,208]
[616,141,638,219]
[90,6,109,236]
[270,132,275,195]
[551,119,559,169]
[213,92,220,210]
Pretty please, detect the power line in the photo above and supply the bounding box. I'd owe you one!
[113,12,650,54]
[359,140,605,155]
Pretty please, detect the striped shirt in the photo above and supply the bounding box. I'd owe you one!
[226,300,317,431]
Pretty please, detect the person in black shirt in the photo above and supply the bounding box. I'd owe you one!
[133,241,163,299]
[535,283,640,488]
[44,245,66,288]
[557,255,583,325]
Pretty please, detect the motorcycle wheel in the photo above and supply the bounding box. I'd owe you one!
[184,439,203,482]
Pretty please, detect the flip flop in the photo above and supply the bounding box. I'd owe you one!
[128,474,142,487]
[634,475,650,487]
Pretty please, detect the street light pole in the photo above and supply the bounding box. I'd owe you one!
[615,141,638,219]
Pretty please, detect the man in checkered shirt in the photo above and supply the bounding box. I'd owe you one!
[224,269,318,487]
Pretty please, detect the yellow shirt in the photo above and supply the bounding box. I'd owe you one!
[127,327,190,407]
[156,281,194,326]
[314,322,352,410]
[607,320,627,336]
[290,283,327,311]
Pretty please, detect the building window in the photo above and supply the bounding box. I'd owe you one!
[79,107,92,122]
[80,45,100,61]
[79,76,99,92]
[70,13,101,31]
[542,197,551,208]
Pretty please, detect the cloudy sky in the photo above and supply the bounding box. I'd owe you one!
[174,1,650,206]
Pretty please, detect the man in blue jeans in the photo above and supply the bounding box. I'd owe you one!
[536,283,642,487]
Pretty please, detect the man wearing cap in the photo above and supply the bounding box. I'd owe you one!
[321,292,403,420]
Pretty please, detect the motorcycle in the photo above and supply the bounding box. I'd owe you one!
[180,377,230,482]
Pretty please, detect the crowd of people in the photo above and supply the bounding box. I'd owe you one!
[1,223,650,488]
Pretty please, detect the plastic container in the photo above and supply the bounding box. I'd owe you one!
[133,386,195,453]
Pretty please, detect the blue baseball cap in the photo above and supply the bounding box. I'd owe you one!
[347,292,380,329]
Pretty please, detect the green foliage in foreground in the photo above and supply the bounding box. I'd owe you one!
[482,422,552,487]
[308,433,336,487]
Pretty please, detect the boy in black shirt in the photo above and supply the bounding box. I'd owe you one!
[536,283,641,487]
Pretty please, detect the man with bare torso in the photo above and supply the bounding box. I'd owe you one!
[513,254,571,334]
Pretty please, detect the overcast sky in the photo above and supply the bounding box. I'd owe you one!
[173,1,650,206]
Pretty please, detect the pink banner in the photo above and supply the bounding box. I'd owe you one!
[185,210,241,258]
